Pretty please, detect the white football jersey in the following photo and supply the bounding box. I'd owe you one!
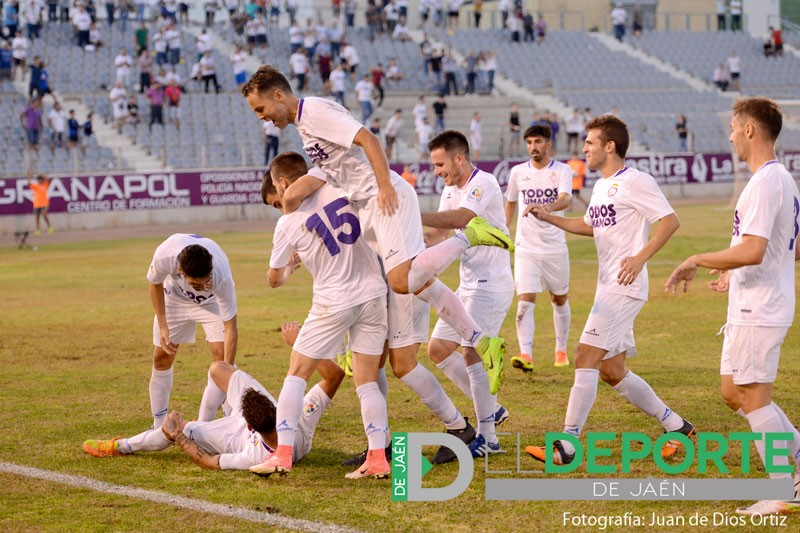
[269,184,386,313]
[584,167,674,301]
[506,159,572,254]
[439,169,514,292]
[728,161,798,327]
[294,96,381,201]
[147,234,238,321]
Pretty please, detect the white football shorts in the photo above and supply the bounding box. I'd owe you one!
[387,289,430,349]
[578,290,644,359]
[720,324,788,385]
[153,300,226,346]
[514,251,570,296]
[431,288,515,347]
[294,295,387,358]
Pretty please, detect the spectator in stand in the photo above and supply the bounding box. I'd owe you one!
[47,100,65,151]
[119,0,130,32]
[392,19,410,41]
[153,28,167,66]
[676,114,688,152]
[11,30,27,81]
[67,109,80,149]
[447,0,461,34]
[712,62,729,91]
[28,54,42,97]
[165,78,181,128]
[204,0,220,27]
[145,80,164,129]
[386,57,404,82]
[442,50,458,96]
[536,12,547,43]
[245,14,259,54]
[134,0,145,23]
[412,94,427,129]
[370,63,385,108]
[0,42,12,82]
[60,0,71,23]
[770,26,783,57]
[47,0,58,24]
[267,0,280,27]
[88,22,104,49]
[329,62,346,107]
[165,23,181,66]
[429,48,443,92]
[166,66,182,88]
[81,112,93,150]
[4,2,20,42]
[341,39,359,82]
[195,28,211,62]
[200,50,220,93]
[20,97,42,151]
[231,44,247,89]
[727,51,740,91]
[72,4,91,48]
[473,0,482,28]
[369,117,381,141]
[432,94,447,133]
[565,108,583,154]
[154,66,169,86]
[566,150,588,210]
[522,11,533,42]
[464,50,477,94]
[470,111,482,161]
[137,48,152,93]
[343,0,355,28]
[262,119,279,164]
[127,94,140,127]
[179,2,190,25]
[163,0,178,23]
[28,173,52,235]
[716,0,726,31]
[384,0,398,34]
[115,47,134,87]
[498,0,510,28]
[22,0,43,40]
[611,2,626,42]
[419,32,432,72]
[416,115,432,161]
[288,18,302,54]
[134,21,148,56]
[508,102,521,157]
[286,0,298,25]
[507,10,521,42]
[401,164,416,188]
[105,0,116,26]
[109,79,128,132]
[546,111,559,155]
[354,73,374,124]
[155,11,171,32]
[254,12,268,49]
[631,4,643,37]
[37,57,52,100]
[317,42,332,84]
[329,16,344,59]
[384,108,402,160]
[730,0,741,31]
[289,47,308,92]
[483,50,496,94]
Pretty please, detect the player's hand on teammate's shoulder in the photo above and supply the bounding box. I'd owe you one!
[707,269,729,293]
[281,321,301,347]
[664,258,698,294]
[377,183,398,216]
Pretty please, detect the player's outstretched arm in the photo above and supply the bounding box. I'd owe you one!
[281,174,325,213]
[149,282,176,356]
[420,207,475,230]
[526,204,593,236]
[353,127,398,216]
[504,200,517,228]
[618,213,679,286]
[162,411,221,470]
[222,315,238,365]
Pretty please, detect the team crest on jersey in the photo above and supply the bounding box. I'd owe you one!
[303,401,319,416]
[608,184,619,197]
[549,172,557,183]
[249,433,260,446]
[305,143,330,163]
[467,187,483,203]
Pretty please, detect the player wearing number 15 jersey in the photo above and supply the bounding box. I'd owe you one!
[667,97,800,516]
[251,151,392,479]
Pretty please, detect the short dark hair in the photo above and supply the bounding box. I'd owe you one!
[524,124,552,140]
[732,97,782,142]
[177,244,213,279]
[241,388,277,434]
[585,115,630,158]
[270,151,309,184]
[241,65,293,98]
[428,130,470,158]
[260,170,276,206]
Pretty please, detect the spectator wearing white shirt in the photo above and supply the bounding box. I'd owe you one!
[11,31,28,81]
[470,111,482,161]
[303,17,317,60]
[288,20,302,54]
[611,2,627,42]
[289,48,308,92]
[72,5,92,48]
[416,116,433,161]
[386,58,404,82]
[230,44,247,89]
[153,29,168,65]
[412,94,427,129]
[384,108,403,160]
[329,62,347,108]
[727,51,741,91]
[195,28,211,62]
[354,73,374,124]
[262,120,280,164]
[115,47,134,87]
[47,100,65,151]
[392,20,410,41]
[730,0,742,31]
[109,80,129,131]
[165,24,181,66]
[341,40,358,81]
[200,50,219,93]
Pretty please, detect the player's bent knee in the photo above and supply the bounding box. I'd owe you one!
[551,293,568,306]
[518,293,536,303]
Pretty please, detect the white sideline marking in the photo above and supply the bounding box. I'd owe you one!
[0,462,362,533]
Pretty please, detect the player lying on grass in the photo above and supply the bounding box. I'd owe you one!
[82,322,344,471]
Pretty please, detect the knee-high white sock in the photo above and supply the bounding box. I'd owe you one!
[417,279,483,345]
[198,372,226,422]
[118,428,171,454]
[746,404,791,479]
[357,382,389,451]
[562,368,599,455]
[436,352,472,399]
[516,301,535,355]
[467,362,497,444]
[149,367,173,429]
[400,363,464,430]
[377,367,388,400]
[770,402,800,467]
[613,371,684,432]
[552,301,571,353]
[407,235,469,293]
[275,375,307,449]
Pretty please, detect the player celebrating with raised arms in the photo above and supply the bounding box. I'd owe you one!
[252,152,391,479]
[525,115,695,465]
[666,97,800,516]
[505,124,574,371]
[242,67,511,446]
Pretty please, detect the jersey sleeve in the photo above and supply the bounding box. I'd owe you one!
[146,243,173,284]
[505,169,518,202]
[218,441,270,471]
[304,99,362,149]
[557,166,573,196]
[268,217,293,269]
[457,175,494,218]
[626,173,674,223]
[737,176,779,240]
[214,275,238,322]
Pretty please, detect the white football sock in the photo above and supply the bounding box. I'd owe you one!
[417,279,483,345]
[771,402,800,468]
[467,362,497,444]
[613,371,684,432]
[377,367,388,400]
[357,382,389,451]
[118,428,171,454]
[297,384,332,448]
[275,375,307,448]
[436,352,472,399]
[746,404,791,479]
[197,372,226,422]
[407,235,469,293]
[562,368,599,455]
[552,301,571,353]
[515,301,535,355]
[149,367,173,429]
[400,363,464,430]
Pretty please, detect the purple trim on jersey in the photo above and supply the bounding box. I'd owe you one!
[296,98,305,123]
[757,160,780,173]
[466,167,479,185]
[609,166,629,179]
[261,438,274,453]
[547,159,555,168]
